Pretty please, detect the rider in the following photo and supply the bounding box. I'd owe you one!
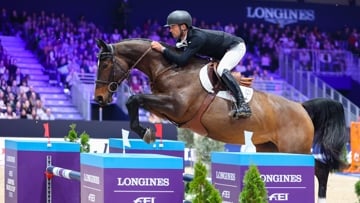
[151,10,251,119]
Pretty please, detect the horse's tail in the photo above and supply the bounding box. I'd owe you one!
[302,98,347,170]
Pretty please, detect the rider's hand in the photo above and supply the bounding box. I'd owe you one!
[151,41,165,53]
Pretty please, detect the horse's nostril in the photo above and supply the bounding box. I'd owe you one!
[96,96,104,103]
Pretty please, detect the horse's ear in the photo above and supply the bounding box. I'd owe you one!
[96,39,109,50]
[96,39,113,52]
[96,39,107,49]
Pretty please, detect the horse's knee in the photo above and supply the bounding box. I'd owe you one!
[126,95,140,107]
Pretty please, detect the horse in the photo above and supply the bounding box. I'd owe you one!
[94,38,347,202]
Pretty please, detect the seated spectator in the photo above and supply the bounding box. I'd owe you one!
[22,99,32,116]
[110,28,122,43]
[19,108,27,119]
[27,109,40,120]
[319,52,332,71]
[18,79,29,94]
[260,53,272,71]
[40,108,55,120]
[34,99,46,118]
[298,49,312,71]
[4,105,16,119]
[26,85,40,100]
[0,90,6,112]
[129,74,143,94]
[14,101,22,117]
[0,59,6,77]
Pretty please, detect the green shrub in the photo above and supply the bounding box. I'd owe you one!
[239,165,268,203]
[64,123,90,153]
[355,180,360,202]
[187,161,222,203]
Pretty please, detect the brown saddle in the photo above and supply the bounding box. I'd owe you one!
[207,61,254,89]
[180,62,253,135]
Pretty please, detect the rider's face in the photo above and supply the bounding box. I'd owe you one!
[169,24,180,38]
[169,24,183,40]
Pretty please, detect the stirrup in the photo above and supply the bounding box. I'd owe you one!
[229,104,252,119]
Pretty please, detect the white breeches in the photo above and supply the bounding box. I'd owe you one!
[217,42,246,76]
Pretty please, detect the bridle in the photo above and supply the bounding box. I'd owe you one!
[95,45,152,93]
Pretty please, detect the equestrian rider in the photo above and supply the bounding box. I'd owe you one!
[151,10,251,119]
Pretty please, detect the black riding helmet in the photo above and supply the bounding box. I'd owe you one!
[164,10,192,28]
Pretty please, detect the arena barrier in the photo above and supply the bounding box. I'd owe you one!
[5,139,184,203]
[211,152,315,203]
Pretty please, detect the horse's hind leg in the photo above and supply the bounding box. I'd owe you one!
[315,160,329,203]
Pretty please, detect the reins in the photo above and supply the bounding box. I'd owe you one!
[96,46,152,93]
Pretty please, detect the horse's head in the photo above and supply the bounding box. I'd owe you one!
[94,39,131,106]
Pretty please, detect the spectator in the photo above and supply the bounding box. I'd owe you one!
[34,99,46,118]
[4,105,16,119]
[41,108,55,120]
[298,49,312,71]
[7,57,18,83]
[0,90,6,112]
[26,85,40,100]
[319,52,332,71]
[27,108,40,120]
[0,59,6,77]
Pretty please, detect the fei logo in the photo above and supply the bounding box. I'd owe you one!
[221,190,231,199]
[133,197,156,203]
[269,193,289,201]
[88,193,96,202]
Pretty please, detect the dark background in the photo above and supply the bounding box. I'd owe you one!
[0,119,178,139]
[2,0,360,32]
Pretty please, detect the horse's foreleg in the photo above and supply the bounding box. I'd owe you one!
[315,160,329,203]
[126,95,156,143]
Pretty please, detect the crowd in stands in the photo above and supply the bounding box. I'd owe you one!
[1,8,360,120]
[0,10,55,120]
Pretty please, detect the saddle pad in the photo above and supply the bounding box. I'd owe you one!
[199,65,253,103]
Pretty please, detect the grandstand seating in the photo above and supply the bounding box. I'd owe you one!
[0,35,83,120]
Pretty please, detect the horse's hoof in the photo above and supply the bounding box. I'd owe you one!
[143,128,156,144]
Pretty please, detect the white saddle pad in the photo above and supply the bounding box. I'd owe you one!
[199,65,253,103]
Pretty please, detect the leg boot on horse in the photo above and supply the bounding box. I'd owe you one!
[221,69,251,119]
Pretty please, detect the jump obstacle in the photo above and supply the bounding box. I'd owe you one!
[5,139,315,203]
[4,139,184,203]
[46,166,81,181]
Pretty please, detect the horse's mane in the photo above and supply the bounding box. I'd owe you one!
[120,38,152,43]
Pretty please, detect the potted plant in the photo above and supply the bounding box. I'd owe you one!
[64,123,90,153]
[186,161,222,203]
[239,164,268,203]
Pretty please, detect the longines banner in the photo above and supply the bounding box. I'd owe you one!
[3,0,360,31]
[245,6,315,27]
[126,0,359,31]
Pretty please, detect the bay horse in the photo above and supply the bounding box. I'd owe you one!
[94,38,347,202]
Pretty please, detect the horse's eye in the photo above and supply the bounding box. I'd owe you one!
[98,60,110,69]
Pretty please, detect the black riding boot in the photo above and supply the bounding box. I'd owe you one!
[221,69,252,119]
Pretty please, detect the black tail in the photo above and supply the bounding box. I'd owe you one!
[302,98,347,170]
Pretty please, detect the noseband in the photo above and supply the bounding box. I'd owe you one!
[95,46,152,93]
